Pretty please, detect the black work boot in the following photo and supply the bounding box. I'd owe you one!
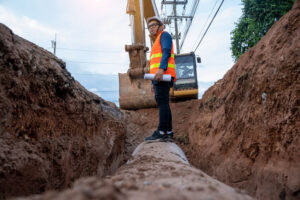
[165,131,174,142]
[144,130,167,142]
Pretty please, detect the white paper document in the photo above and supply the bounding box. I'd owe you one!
[144,73,171,82]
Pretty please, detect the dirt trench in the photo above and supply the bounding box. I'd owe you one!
[0,23,126,199]
[123,1,300,199]
[0,19,255,200]
[1,0,300,199]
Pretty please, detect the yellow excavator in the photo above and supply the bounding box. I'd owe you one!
[119,0,200,110]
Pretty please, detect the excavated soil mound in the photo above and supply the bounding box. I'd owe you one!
[15,142,254,200]
[186,2,300,199]
[124,1,300,200]
[0,24,125,199]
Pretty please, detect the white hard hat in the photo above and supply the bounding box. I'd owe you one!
[147,16,163,26]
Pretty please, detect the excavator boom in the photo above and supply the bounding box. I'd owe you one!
[119,0,159,110]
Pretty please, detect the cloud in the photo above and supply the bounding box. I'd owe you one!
[21,16,56,36]
[0,5,23,35]
[0,0,243,82]
[48,0,131,49]
[0,5,56,37]
[179,3,242,82]
[0,5,57,47]
[43,0,132,74]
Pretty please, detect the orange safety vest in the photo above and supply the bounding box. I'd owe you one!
[149,31,176,81]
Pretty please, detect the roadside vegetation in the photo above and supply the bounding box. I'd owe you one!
[231,0,295,61]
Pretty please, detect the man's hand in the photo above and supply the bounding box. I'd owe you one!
[154,68,164,81]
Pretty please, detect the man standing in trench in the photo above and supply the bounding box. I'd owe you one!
[144,16,176,142]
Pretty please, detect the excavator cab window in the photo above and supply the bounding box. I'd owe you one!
[176,64,195,79]
[173,53,198,91]
[175,55,196,79]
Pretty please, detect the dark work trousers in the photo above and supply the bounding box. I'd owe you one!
[153,80,173,133]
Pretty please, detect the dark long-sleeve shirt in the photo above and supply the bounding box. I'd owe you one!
[159,32,173,71]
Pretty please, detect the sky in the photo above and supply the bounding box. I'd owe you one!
[158,0,243,81]
[0,0,243,82]
[0,0,243,106]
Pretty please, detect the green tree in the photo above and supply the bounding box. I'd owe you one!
[230,0,295,61]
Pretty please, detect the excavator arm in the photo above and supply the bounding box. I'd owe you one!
[126,0,158,45]
[119,0,159,110]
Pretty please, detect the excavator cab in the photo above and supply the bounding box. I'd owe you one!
[170,52,200,100]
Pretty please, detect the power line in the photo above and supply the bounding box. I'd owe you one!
[192,0,219,50]
[194,0,225,52]
[180,0,200,50]
[46,47,126,54]
[64,60,129,65]
[56,47,125,53]
[162,0,189,54]
[71,73,119,76]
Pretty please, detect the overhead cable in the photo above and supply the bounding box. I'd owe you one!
[192,0,219,50]
[179,0,200,50]
[71,73,118,76]
[56,47,124,53]
[64,60,129,65]
[194,0,225,52]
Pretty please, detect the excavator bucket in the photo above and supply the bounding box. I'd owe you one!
[119,44,156,110]
[119,73,156,110]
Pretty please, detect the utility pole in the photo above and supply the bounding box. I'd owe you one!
[51,33,57,56]
[173,1,180,54]
[162,0,191,54]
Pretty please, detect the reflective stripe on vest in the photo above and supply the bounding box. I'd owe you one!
[149,31,176,81]
[150,53,175,59]
[150,63,175,70]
